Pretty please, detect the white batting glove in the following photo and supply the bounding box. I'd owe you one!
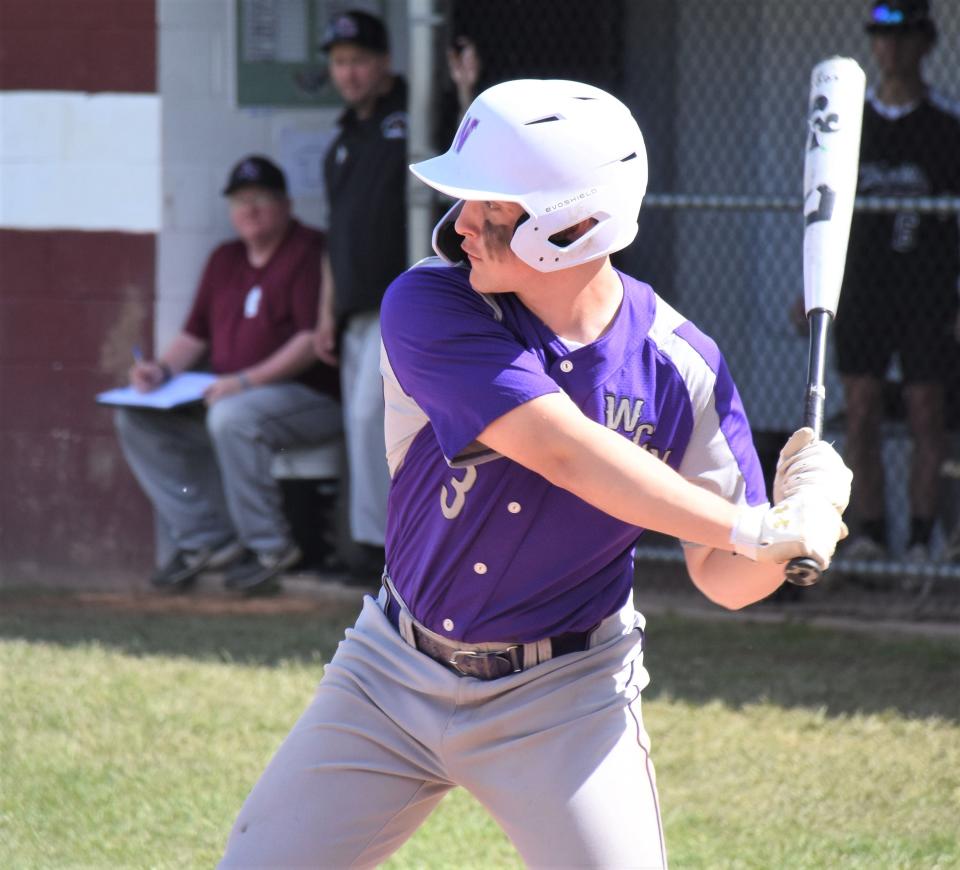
[731,493,848,570]
[773,427,852,513]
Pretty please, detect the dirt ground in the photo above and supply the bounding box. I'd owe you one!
[3,558,958,639]
[0,571,368,617]
[637,556,960,637]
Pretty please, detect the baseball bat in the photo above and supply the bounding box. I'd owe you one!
[784,57,865,587]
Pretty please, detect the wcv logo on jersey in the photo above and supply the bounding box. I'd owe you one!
[603,393,672,462]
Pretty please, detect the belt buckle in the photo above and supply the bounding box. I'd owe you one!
[448,645,522,679]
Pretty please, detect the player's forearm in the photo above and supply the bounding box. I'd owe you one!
[684,545,784,610]
[242,331,317,386]
[479,393,741,550]
[546,421,741,549]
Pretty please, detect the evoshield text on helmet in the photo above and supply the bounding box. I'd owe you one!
[410,79,648,272]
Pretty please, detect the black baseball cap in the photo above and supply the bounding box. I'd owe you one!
[222,155,288,196]
[321,10,389,54]
[865,0,936,36]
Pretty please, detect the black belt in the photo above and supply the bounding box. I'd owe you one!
[383,588,592,680]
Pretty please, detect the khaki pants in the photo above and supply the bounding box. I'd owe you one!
[219,592,666,869]
[341,311,390,546]
[114,382,340,553]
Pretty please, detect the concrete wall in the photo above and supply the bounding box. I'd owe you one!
[0,0,411,589]
[0,0,159,588]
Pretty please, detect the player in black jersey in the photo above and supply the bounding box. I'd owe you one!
[836,0,960,565]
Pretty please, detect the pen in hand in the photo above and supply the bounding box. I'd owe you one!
[130,344,161,393]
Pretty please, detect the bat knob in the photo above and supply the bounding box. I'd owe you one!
[785,556,822,587]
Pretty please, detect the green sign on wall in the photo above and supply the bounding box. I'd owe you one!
[237,0,374,108]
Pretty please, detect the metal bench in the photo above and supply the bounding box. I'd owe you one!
[270,439,343,481]
[271,439,345,570]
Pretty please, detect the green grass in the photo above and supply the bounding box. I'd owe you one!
[1,597,958,869]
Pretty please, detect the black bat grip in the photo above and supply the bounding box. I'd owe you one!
[785,309,833,587]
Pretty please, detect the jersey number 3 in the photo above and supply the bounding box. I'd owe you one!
[440,466,477,520]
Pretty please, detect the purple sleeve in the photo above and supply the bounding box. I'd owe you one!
[380,266,561,462]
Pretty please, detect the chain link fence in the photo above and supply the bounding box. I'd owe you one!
[428,0,960,586]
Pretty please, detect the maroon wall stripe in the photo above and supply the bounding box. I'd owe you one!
[0,229,157,301]
[0,430,154,582]
[0,0,156,93]
[0,229,156,585]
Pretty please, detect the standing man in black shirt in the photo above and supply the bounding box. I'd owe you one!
[315,10,407,580]
[836,0,960,565]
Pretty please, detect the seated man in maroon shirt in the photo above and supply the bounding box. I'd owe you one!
[115,156,341,594]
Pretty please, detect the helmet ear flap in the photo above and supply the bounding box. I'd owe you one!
[432,200,467,265]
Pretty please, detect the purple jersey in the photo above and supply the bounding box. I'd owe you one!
[379,261,766,643]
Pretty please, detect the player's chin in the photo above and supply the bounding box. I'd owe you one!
[465,262,501,295]
[466,271,492,294]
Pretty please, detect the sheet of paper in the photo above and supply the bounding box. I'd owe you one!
[242,0,308,63]
[96,373,218,409]
[278,126,335,198]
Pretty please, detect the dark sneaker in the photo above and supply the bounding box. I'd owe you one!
[945,527,960,564]
[840,534,888,562]
[223,544,302,594]
[206,538,245,570]
[902,542,937,597]
[150,538,243,590]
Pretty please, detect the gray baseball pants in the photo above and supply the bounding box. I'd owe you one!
[340,311,390,546]
[114,382,341,554]
[219,589,667,869]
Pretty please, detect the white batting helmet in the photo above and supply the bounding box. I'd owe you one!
[410,79,648,272]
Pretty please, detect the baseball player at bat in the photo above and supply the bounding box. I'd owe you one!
[220,80,852,868]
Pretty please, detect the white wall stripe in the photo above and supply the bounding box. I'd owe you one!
[0,91,161,232]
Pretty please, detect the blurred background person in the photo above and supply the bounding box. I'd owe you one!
[116,156,340,594]
[835,0,960,563]
[314,10,405,585]
[433,32,487,156]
